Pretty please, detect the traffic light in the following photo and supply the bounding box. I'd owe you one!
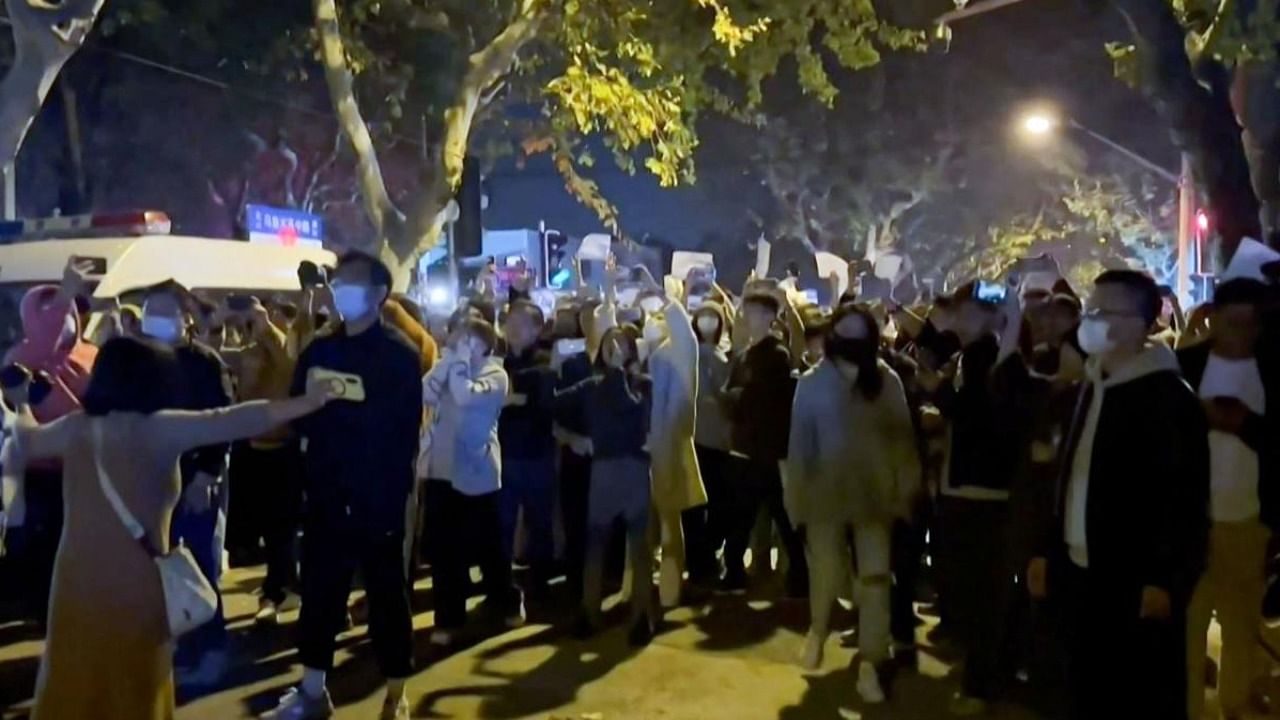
[542,229,572,288]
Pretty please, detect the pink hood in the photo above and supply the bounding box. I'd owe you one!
[4,285,97,422]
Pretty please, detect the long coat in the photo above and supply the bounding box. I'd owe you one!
[647,301,707,513]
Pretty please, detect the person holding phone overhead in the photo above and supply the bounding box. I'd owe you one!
[12,336,337,720]
[264,252,423,720]
[3,258,98,628]
[219,293,306,628]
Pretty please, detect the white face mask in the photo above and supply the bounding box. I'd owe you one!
[332,285,371,321]
[141,315,182,343]
[1076,317,1115,356]
[643,319,666,347]
[695,315,720,339]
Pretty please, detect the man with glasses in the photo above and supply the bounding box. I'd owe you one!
[1029,269,1208,720]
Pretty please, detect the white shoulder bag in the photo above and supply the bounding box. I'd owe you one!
[92,421,217,638]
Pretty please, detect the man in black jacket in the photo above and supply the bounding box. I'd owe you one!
[1176,278,1277,720]
[138,280,235,685]
[924,283,1031,715]
[1030,269,1209,720]
[722,292,806,596]
[498,300,557,589]
[264,253,423,720]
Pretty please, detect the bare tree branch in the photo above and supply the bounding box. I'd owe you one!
[0,0,106,168]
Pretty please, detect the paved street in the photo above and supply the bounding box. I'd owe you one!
[0,564,1243,719]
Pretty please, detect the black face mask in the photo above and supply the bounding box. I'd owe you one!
[1030,344,1062,376]
[825,337,878,366]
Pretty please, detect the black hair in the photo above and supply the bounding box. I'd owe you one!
[1095,269,1161,326]
[507,299,545,327]
[595,325,641,374]
[828,303,884,400]
[1213,278,1268,308]
[743,293,781,316]
[82,337,182,417]
[336,251,393,294]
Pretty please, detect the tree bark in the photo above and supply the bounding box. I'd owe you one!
[0,0,106,170]
[312,0,403,243]
[1111,0,1261,261]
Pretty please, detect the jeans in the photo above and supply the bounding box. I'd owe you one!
[560,448,592,597]
[425,481,521,630]
[498,455,557,575]
[171,478,229,665]
[583,457,653,623]
[806,521,891,663]
[298,512,414,678]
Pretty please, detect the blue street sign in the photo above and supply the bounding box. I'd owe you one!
[245,204,324,247]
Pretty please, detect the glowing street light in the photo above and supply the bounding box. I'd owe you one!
[1021,113,1059,136]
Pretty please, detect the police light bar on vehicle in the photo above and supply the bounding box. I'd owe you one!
[0,210,172,242]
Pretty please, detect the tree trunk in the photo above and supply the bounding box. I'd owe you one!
[1111,0,1261,262]
[312,0,403,241]
[0,0,106,170]
[1232,61,1280,247]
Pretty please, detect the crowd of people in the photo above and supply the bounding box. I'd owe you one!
[0,246,1276,720]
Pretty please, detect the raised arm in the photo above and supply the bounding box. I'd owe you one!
[11,404,74,462]
[156,388,331,456]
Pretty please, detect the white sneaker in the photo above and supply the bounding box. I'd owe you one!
[429,629,455,646]
[856,661,885,704]
[798,631,825,671]
[380,695,409,720]
[255,598,280,626]
[279,591,302,612]
[260,687,335,719]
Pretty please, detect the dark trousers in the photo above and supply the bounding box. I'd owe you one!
[228,443,304,603]
[683,445,731,583]
[424,480,521,630]
[227,441,303,573]
[12,468,61,626]
[724,457,808,591]
[297,512,413,678]
[498,455,557,575]
[560,448,592,597]
[938,496,1016,700]
[890,513,927,646]
[1061,561,1188,720]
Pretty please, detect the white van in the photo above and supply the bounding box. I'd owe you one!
[0,213,337,355]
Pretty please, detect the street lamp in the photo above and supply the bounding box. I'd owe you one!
[1021,113,1058,137]
[1014,109,1196,301]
